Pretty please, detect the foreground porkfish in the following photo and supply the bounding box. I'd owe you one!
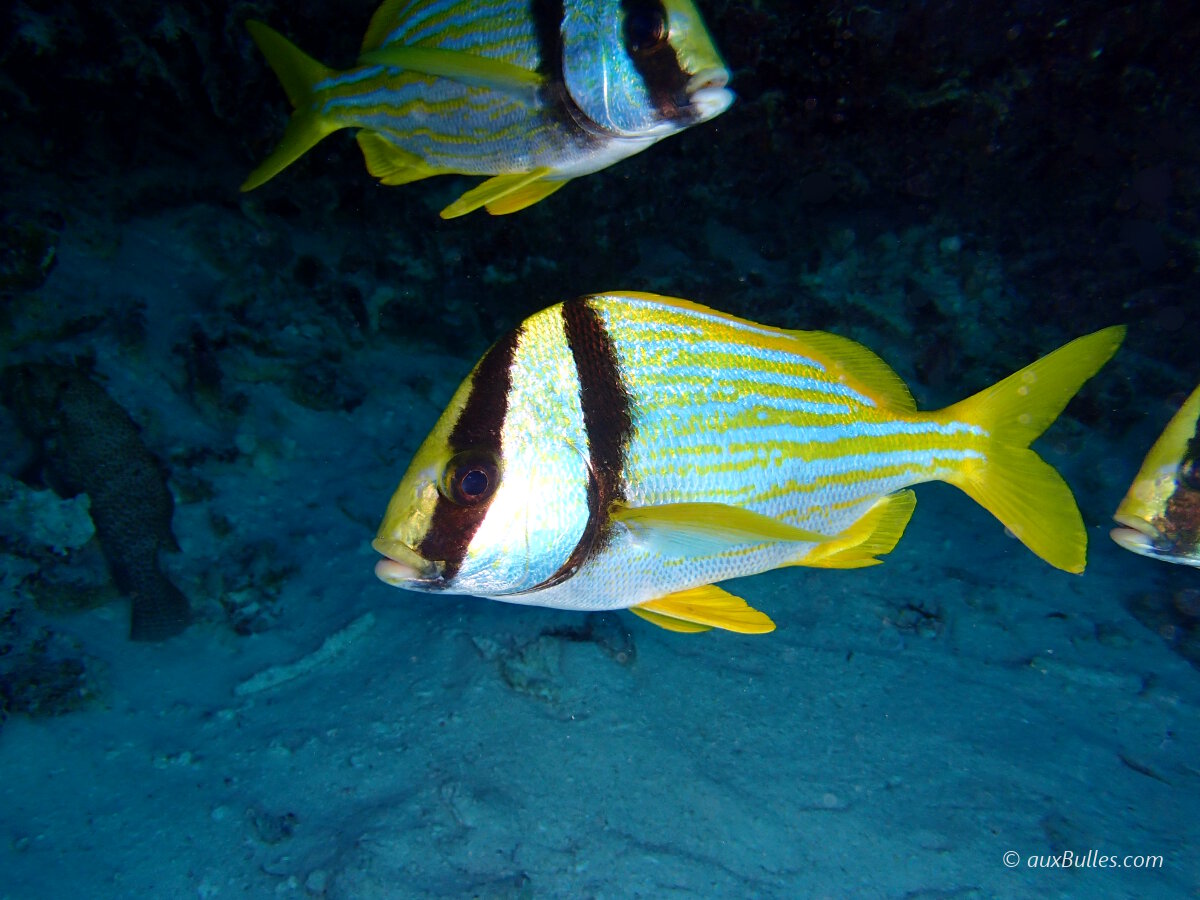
[373,294,1124,633]
[1111,383,1200,567]
[242,0,733,217]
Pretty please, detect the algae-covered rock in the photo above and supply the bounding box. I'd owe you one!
[0,473,94,555]
[0,606,103,721]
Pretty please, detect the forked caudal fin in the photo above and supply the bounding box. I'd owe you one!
[939,325,1125,574]
[241,21,341,192]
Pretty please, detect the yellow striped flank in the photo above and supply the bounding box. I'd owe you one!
[593,294,1124,575]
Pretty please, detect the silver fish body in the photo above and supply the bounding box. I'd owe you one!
[374,293,1124,633]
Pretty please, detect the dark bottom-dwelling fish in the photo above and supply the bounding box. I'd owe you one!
[1112,383,1200,567]
[373,293,1124,633]
[1,364,191,641]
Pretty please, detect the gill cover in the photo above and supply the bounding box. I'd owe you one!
[562,0,730,136]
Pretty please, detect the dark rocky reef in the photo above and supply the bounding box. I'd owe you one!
[1,363,190,641]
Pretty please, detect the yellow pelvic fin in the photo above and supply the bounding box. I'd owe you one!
[628,607,713,633]
[612,502,829,559]
[242,21,341,192]
[439,169,555,219]
[633,585,776,634]
[941,325,1126,574]
[358,46,544,93]
[793,490,917,569]
[356,132,438,185]
[484,179,568,215]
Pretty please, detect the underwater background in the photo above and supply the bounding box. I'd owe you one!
[1,0,1198,896]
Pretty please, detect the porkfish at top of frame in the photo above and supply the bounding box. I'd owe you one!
[372,292,1125,634]
[241,0,733,218]
[1112,382,1200,567]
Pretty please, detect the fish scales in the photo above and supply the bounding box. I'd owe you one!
[598,296,985,533]
[369,0,537,56]
[374,292,1125,633]
[319,75,537,162]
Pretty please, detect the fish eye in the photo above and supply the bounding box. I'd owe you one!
[624,2,667,55]
[442,451,500,506]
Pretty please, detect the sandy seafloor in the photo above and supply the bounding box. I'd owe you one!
[1,205,1198,900]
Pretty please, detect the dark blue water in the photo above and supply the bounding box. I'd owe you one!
[1,1,1196,897]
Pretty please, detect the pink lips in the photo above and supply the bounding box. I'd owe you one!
[372,536,439,585]
[375,557,422,586]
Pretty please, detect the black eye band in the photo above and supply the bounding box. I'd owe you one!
[624,2,667,55]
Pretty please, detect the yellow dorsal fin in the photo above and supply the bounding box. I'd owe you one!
[612,502,829,559]
[360,0,541,70]
[484,178,568,215]
[633,585,775,634]
[786,329,916,411]
[356,132,438,185]
[359,46,543,92]
[440,169,554,219]
[792,490,916,569]
[361,0,413,52]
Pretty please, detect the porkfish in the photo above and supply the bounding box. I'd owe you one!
[373,293,1124,633]
[241,0,733,217]
[1111,383,1200,567]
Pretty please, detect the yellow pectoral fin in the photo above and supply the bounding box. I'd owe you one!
[633,585,776,634]
[356,132,438,185]
[440,169,555,219]
[792,490,916,569]
[484,179,568,215]
[358,47,544,93]
[613,502,829,559]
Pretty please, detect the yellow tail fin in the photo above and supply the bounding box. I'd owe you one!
[941,326,1125,574]
[241,21,341,192]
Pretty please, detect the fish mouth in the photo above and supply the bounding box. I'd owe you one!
[686,69,734,121]
[372,537,442,588]
[1110,524,1157,556]
[1110,515,1179,560]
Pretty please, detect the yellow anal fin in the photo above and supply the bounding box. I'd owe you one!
[633,584,776,634]
[613,501,828,559]
[793,490,916,569]
[356,131,437,185]
[440,169,554,219]
[358,46,544,93]
[485,179,568,215]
